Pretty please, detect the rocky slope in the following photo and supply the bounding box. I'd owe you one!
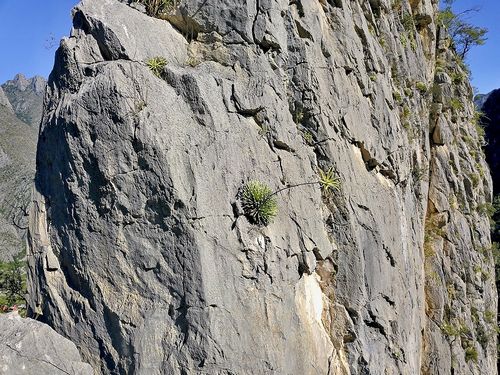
[0,312,93,374]
[27,0,497,374]
[0,86,38,261]
[2,74,46,127]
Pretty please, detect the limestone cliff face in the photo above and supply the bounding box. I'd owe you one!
[27,0,497,374]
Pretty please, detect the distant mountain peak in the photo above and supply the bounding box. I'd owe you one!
[1,74,46,126]
[3,74,46,94]
[11,73,30,91]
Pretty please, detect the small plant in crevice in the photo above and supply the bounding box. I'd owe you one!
[393,91,403,105]
[258,124,271,138]
[301,130,314,145]
[424,215,446,258]
[239,168,341,226]
[318,167,341,196]
[146,56,168,78]
[415,81,427,93]
[399,33,408,48]
[465,345,479,363]
[404,87,414,98]
[134,0,175,18]
[293,108,305,124]
[485,310,497,325]
[240,181,278,226]
[450,71,465,85]
[476,202,495,219]
[392,0,402,12]
[185,56,201,67]
[412,165,429,183]
[441,320,470,339]
[450,97,463,112]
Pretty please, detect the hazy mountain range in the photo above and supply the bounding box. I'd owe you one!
[0,74,44,260]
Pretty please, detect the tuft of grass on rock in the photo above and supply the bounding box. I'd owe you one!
[240,181,278,226]
[134,0,174,17]
[146,57,168,78]
[318,167,341,195]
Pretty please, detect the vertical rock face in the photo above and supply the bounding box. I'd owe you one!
[421,30,497,375]
[27,0,497,374]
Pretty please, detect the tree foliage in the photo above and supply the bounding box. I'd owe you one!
[0,254,26,310]
[438,0,487,59]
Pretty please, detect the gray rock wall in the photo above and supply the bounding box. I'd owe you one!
[27,0,497,374]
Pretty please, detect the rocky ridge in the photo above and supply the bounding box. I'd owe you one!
[0,87,14,113]
[27,0,497,374]
[2,74,46,127]
[0,92,38,261]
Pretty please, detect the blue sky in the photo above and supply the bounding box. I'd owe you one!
[450,0,500,93]
[0,0,78,83]
[0,0,498,93]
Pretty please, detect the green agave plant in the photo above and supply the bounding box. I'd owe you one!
[146,56,168,78]
[240,168,340,227]
[240,181,278,226]
[318,167,341,194]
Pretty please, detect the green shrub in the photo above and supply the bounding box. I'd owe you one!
[438,1,487,59]
[402,105,411,119]
[241,181,278,226]
[477,202,495,218]
[0,254,26,313]
[393,91,403,104]
[146,56,168,77]
[401,14,414,32]
[465,346,478,363]
[416,81,427,93]
[441,321,470,338]
[450,98,463,111]
[485,310,496,325]
[451,72,464,85]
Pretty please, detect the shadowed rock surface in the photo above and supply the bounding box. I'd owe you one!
[27,0,497,374]
[480,89,500,195]
[0,312,93,374]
